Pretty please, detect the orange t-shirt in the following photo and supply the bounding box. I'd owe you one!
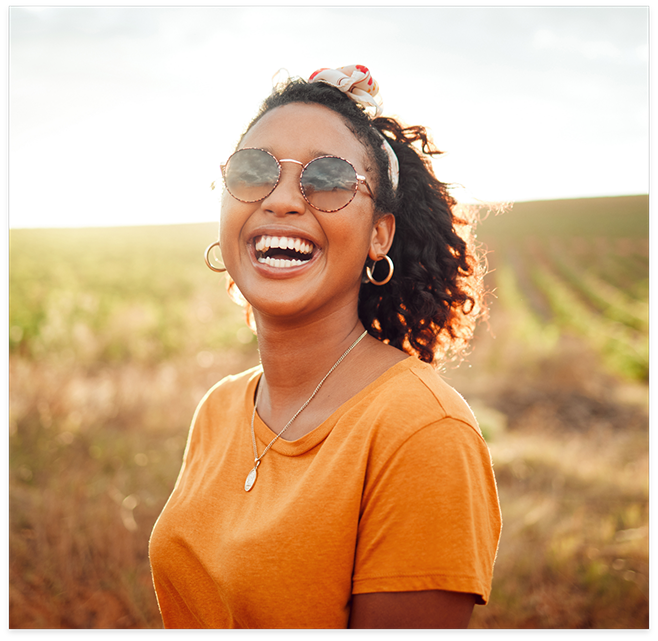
[149,356,501,629]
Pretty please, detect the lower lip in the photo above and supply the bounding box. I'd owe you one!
[248,243,320,278]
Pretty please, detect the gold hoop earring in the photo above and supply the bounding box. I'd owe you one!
[204,241,227,273]
[366,254,394,286]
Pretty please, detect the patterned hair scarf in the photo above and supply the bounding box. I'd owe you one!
[309,65,399,192]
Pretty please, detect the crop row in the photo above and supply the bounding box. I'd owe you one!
[529,263,648,381]
[557,237,649,298]
[489,236,648,381]
[543,239,648,334]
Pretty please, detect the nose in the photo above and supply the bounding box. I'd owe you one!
[260,160,307,216]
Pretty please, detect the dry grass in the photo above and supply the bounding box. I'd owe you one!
[455,324,649,629]
[9,349,259,628]
[9,328,648,629]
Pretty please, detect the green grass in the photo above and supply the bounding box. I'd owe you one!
[478,195,648,383]
[478,195,649,245]
[545,240,648,333]
[9,223,254,363]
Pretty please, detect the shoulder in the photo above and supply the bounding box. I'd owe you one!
[362,357,483,441]
[180,365,261,459]
[189,365,261,431]
[346,357,493,485]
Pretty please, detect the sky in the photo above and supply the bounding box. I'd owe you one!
[8,5,650,229]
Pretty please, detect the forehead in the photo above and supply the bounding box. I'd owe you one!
[240,103,368,166]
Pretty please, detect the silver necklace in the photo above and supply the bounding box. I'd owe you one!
[245,329,368,492]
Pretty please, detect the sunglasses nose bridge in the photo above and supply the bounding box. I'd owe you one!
[277,158,305,184]
[261,158,308,214]
[270,158,308,199]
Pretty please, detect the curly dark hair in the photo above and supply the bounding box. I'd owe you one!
[226,77,487,366]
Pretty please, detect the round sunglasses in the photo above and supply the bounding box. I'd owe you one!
[221,148,374,213]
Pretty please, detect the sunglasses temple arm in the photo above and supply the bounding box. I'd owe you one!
[359,177,375,200]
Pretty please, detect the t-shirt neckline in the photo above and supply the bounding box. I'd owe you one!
[246,355,420,456]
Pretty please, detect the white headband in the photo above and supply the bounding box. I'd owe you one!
[309,65,399,192]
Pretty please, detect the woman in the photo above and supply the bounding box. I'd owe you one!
[149,65,501,629]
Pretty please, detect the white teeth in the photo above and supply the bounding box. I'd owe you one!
[257,256,305,268]
[254,235,314,255]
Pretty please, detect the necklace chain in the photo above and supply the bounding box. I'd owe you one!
[245,329,368,492]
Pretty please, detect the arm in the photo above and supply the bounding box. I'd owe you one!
[349,590,476,629]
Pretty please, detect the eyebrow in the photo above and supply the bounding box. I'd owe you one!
[248,146,372,174]
[308,149,334,159]
[256,146,342,162]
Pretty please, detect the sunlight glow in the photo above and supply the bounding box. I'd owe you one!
[9,6,649,228]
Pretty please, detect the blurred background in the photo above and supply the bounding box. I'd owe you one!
[7,6,650,629]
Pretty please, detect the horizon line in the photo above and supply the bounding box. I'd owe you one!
[7,193,649,232]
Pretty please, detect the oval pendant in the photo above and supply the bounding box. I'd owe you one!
[244,467,258,492]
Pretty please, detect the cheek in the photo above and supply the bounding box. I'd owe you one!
[219,200,245,267]
[329,215,375,268]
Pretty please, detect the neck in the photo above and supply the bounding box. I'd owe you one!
[253,305,366,407]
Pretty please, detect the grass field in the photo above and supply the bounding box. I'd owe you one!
[8,195,649,628]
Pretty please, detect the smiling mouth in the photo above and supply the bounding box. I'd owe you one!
[254,235,316,268]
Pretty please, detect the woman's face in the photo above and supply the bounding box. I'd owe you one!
[219,102,394,327]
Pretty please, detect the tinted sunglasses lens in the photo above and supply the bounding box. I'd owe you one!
[302,157,358,212]
[224,149,279,202]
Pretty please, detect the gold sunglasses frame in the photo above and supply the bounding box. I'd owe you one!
[220,147,374,213]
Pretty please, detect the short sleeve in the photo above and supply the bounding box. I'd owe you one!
[352,418,501,604]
